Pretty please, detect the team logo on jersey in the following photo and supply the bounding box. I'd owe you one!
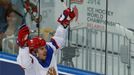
[47,67,57,75]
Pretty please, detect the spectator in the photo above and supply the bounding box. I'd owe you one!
[2,6,23,54]
[3,7,16,51]
[0,1,22,53]
[0,0,11,51]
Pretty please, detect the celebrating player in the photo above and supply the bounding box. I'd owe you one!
[17,7,76,75]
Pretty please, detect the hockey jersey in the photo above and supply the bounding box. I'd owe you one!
[17,25,68,75]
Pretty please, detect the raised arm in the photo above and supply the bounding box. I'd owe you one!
[50,7,76,50]
[51,25,68,49]
[16,25,33,69]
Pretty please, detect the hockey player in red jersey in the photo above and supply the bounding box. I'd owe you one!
[17,7,76,75]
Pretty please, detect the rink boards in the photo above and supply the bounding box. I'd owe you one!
[0,52,102,75]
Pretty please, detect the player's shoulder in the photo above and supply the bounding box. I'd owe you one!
[46,42,56,51]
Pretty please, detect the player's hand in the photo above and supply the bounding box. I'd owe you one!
[17,25,30,47]
[57,8,76,29]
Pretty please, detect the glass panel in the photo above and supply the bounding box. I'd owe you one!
[0,0,134,75]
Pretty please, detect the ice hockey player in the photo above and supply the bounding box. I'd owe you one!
[17,7,76,75]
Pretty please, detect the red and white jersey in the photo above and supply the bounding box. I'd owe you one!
[17,25,68,75]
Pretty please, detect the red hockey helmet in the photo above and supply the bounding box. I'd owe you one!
[27,36,46,50]
[17,25,30,47]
